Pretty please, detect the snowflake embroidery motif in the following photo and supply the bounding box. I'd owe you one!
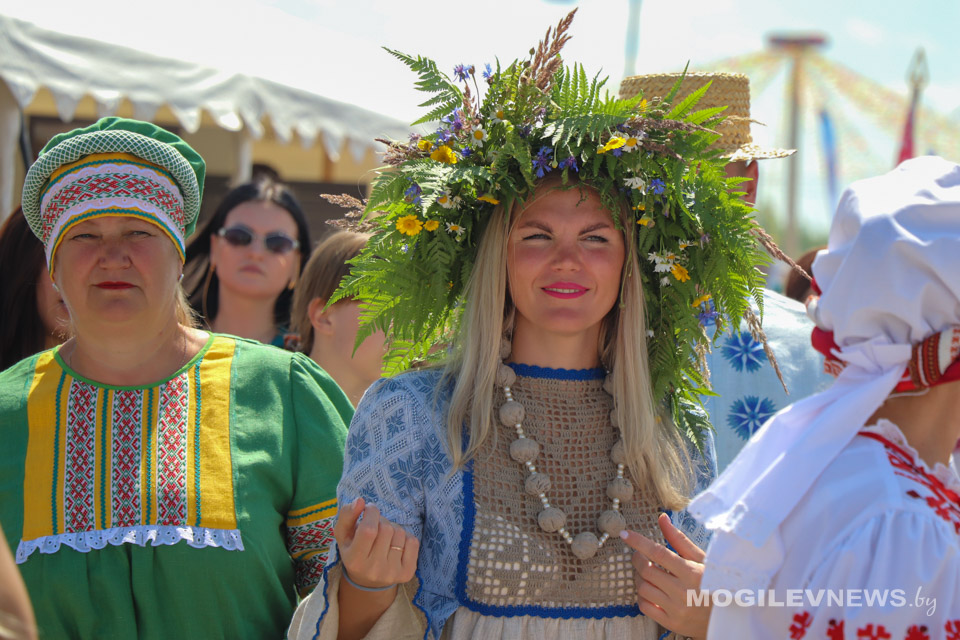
[419,433,447,491]
[347,430,371,463]
[389,453,422,499]
[727,396,777,440]
[722,330,766,373]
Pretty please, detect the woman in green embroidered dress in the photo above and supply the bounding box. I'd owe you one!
[0,117,351,639]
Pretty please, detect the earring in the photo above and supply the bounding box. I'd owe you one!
[51,283,60,292]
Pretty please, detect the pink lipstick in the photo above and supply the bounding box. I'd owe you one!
[542,281,588,299]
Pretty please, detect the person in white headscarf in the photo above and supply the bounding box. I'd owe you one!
[688,156,960,638]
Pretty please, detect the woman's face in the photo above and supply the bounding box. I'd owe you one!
[210,201,301,302]
[54,216,182,326]
[507,185,626,340]
[36,263,68,340]
[323,299,388,383]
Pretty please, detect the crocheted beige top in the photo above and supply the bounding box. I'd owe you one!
[288,370,675,640]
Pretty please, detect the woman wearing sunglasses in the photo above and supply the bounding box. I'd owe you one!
[185,177,310,347]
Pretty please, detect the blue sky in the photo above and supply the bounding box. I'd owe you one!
[3,0,957,240]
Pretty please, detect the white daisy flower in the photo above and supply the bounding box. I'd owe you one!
[660,277,671,287]
[624,176,646,190]
[470,126,487,145]
[446,222,466,239]
[622,131,646,152]
[489,106,507,124]
[437,192,456,209]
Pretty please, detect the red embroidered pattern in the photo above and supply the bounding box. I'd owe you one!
[905,625,930,640]
[64,380,97,533]
[42,173,184,240]
[946,620,960,640]
[857,623,891,639]
[789,611,812,638]
[156,374,189,526]
[827,620,845,640]
[860,431,960,534]
[111,390,143,527]
[286,516,336,592]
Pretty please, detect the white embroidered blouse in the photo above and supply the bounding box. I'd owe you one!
[702,419,960,639]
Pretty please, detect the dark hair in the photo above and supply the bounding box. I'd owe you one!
[784,246,824,303]
[0,209,56,370]
[184,178,311,328]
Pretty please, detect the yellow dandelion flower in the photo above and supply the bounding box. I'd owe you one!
[636,215,654,227]
[430,145,458,164]
[671,264,691,283]
[639,98,648,112]
[597,136,626,154]
[478,194,500,205]
[417,139,432,151]
[633,203,646,211]
[424,220,440,231]
[692,294,712,307]
[396,215,423,236]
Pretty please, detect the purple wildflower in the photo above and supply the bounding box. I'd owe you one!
[532,146,554,178]
[650,178,666,195]
[408,133,421,143]
[442,108,465,133]
[461,147,473,157]
[700,233,711,247]
[697,299,719,326]
[612,148,624,157]
[435,129,453,144]
[404,183,422,204]
[517,124,533,138]
[482,63,493,80]
[560,156,579,172]
[453,64,470,81]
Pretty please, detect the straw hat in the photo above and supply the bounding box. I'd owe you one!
[619,72,795,162]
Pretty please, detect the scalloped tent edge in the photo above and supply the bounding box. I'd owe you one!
[0,13,411,213]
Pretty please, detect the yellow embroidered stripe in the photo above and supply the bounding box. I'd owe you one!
[22,352,65,540]
[21,337,239,541]
[195,337,237,529]
[286,497,338,527]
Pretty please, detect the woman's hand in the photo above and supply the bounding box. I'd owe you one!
[334,497,420,590]
[620,513,710,640]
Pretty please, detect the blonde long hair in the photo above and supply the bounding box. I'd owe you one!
[440,181,692,510]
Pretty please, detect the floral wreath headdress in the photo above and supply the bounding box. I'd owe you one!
[332,10,778,448]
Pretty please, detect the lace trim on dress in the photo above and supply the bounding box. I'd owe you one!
[15,525,244,564]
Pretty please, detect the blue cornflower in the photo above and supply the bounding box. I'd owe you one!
[517,124,533,138]
[461,147,473,157]
[435,128,453,144]
[442,108,464,133]
[532,147,554,178]
[482,63,493,80]
[612,148,623,157]
[404,183,422,205]
[453,64,470,81]
[650,178,666,195]
[727,396,777,440]
[697,300,719,326]
[560,156,579,172]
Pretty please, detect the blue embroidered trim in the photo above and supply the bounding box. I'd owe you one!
[455,462,642,619]
[312,554,335,640]
[507,362,606,381]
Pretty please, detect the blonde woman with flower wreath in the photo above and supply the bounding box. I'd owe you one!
[290,11,778,640]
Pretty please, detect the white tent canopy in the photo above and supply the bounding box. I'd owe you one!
[0,13,410,213]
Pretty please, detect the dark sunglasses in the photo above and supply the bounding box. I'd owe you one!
[217,225,299,254]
